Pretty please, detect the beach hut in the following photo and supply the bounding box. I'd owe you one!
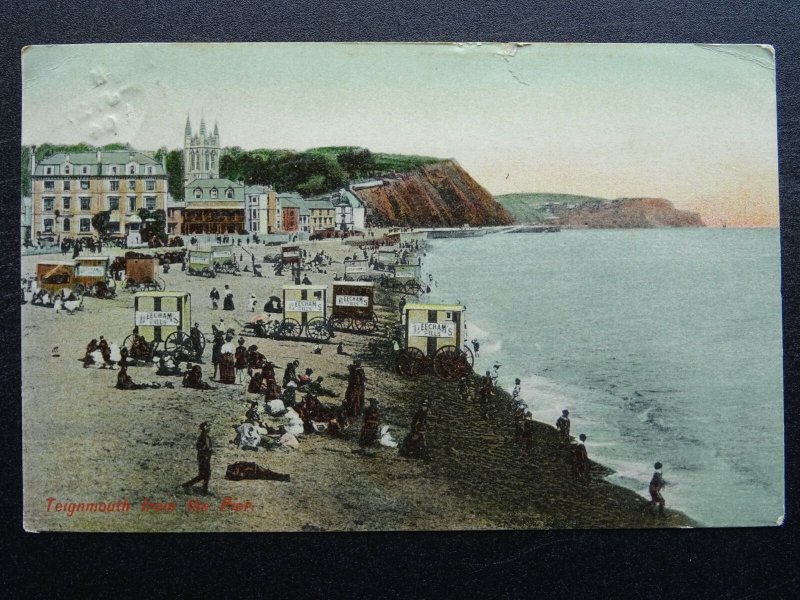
[343,258,369,280]
[74,256,115,298]
[125,256,164,291]
[281,244,302,266]
[35,260,76,297]
[211,244,237,274]
[280,284,331,341]
[124,291,193,362]
[329,281,377,333]
[397,302,472,381]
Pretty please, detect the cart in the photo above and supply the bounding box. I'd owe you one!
[211,245,238,274]
[34,261,77,303]
[281,245,302,266]
[343,258,369,281]
[281,284,332,341]
[396,303,473,381]
[376,248,398,269]
[380,263,426,295]
[124,256,165,292]
[187,250,216,278]
[123,291,202,362]
[74,256,116,299]
[328,281,378,334]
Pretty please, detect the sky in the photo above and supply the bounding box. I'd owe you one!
[22,43,779,227]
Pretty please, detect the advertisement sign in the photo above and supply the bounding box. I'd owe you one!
[191,255,210,265]
[408,321,455,338]
[335,295,369,307]
[286,299,324,313]
[135,311,181,327]
[76,266,105,277]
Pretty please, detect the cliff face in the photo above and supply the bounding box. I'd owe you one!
[352,160,514,227]
[557,198,704,228]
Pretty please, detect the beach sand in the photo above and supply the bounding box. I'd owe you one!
[21,234,695,531]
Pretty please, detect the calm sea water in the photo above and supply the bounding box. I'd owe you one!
[422,228,784,527]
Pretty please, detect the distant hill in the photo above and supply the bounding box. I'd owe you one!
[496,193,705,228]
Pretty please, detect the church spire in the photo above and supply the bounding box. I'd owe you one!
[184,114,192,137]
[199,113,206,137]
[213,121,219,139]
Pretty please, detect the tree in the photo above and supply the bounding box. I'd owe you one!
[164,150,184,200]
[92,210,112,238]
[138,208,167,244]
[337,147,375,178]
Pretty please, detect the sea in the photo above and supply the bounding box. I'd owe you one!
[422,228,784,527]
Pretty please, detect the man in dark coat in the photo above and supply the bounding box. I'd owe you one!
[211,331,224,379]
[343,358,366,417]
[572,433,589,481]
[182,363,214,390]
[282,360,299,388]
[234,338,249,385]
[182,422,213,494]
[645,462,666,516]
[399,403,429,460]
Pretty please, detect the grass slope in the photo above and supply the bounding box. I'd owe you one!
[495,192,608,223]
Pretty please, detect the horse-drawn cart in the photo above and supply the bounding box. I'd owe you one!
[328,281,378,334]
[240,284,332,342]
[396,303,473,381]
[343,258,369,281]
[123,291,202,363]
[281,245,302,266]
[34,260,77,303]
[187,250,216,278]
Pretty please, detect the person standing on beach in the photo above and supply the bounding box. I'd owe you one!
[477,371,493,419]
[511,378,521,402]
[182,422,212,495]
[283,360,300,388]
[211,330,224,380]
[572,434,589,481]
[471,339,480,358]
[209,287,220,310]
[223,285,235,311]
[234,338,249,385]
[520,412,535,454]
[556,410,571,449]
[344,358,366,417]
[645,462,667,516]
[359,398,381,448]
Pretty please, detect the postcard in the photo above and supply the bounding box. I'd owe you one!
[21,43,781,531]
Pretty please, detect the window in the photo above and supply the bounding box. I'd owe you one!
[62,197,70,210]
[64,166,70,175]
[82,166,88,174]
[43,218,53,233]
[80,219,91,233]
[62,218,70,232]
[251,209,257,219]
[194,188,202,199]
[147,166,153,175]
[107,222,120,233]
[44,180,54,191]
[80,181,90,190]
[43,198,54,211]
[226,188,234,199]
[110,180,119,191]
[251,222,259,232]
[210,188,218,199]
[108,197,120,211]
[127,196,136,212]
[146,180,155,191]
[80,197,90,211]
[145,197,156,210]
[129,165,135,175]
[46,167,52,175]
[111,166,118,175]
[63,180,70,191]
[128,179,136,190]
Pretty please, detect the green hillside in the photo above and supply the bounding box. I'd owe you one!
[495,192,607,223]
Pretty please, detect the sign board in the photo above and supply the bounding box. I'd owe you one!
[213,250,232,258]
[335,295,369,307]
[409,321,455,338]
[76,265,105,277]
[190,255,210,265]
[283,251,299,258]
[344,262,367,274]
[135,311,181,327]
[286,299,324,313]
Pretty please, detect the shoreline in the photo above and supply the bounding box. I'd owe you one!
[22,232,697,531]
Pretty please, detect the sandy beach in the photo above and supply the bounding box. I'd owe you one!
[21,233,695,531]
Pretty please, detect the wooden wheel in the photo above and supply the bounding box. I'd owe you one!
[306,317,332,342]
[433,345,472,382]
[353,313,378,334]
[397,347,427,378]
[403,281,423,295]
[277,318,302,339]
[164,331,195,363]
[328,315,352,332]
[461,344,475,368]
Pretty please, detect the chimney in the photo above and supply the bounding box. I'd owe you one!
[29,145,36,176]
[96,149,102,163]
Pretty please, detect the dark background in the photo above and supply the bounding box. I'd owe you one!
[1,1,798,597]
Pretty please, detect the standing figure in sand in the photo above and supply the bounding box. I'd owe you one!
[343,358,366,417]
[223,285,235,311]
[477,371,493,419]
[399,403,429,460]
[209,287,220,310]
[234,337,249,385]
[181,422,213,495]
[359,398,381,448]
[556,409,571,449]
[645,462,667,516]
[211,330,225,380]
[282,359,300,388]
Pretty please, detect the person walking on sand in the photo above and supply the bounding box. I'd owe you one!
[556,409,571,449]
[223,285,235,311]
[645,462,667,516]
[182,422,213,495]
[343,358,366,417]
[511,378,521,401]
[572,434,589,481]
[209,287,220,310]
[234,337,249,385]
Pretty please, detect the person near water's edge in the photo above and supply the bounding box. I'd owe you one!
[645,462,667,516]
[182,422,212,495]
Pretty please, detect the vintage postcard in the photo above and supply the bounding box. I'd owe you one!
[21,43,782,531]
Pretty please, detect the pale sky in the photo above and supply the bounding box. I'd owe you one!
[22,43,779,226]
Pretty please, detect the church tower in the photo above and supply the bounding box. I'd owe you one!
[183,113,220,185]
